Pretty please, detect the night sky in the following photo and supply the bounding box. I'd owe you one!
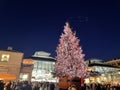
[0,0,120,60]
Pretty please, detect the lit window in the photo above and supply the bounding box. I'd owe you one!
[20,73,29,81]
[1,54,10,62]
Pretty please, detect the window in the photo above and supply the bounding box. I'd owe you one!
[19,73,29,81]
[1,54,10,62]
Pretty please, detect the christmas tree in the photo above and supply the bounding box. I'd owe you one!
[54,22,87,78]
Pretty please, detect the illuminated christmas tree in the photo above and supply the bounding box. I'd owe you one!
[54,22,87,78]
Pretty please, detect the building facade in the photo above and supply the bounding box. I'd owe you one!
[19,58,34,81]
[0,48,56,82]
[105,58,120,67]
[0,47,120,84]
[85,58,120,85]
[0,47,24,81]
[30,51,57,82]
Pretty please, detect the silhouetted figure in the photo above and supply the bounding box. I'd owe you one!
[0,80,4,90]
[96,84,101,90]
[50,82,55,90]
[22,81,32,90]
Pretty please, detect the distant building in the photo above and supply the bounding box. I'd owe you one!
[30,51,57,82]
[0,47,24,81]
[0,47,56,82]
[85,58,120,85]
[18,51,56,82]
[19,58,34,81]
[1,47,120,84]
[105,58,120,67]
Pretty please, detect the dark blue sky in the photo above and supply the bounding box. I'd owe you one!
[0,0,120,60]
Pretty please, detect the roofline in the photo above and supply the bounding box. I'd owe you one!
[0,49,23,53]
[86,58,104,61]
[89,63,120,68]
[25,56,56,62]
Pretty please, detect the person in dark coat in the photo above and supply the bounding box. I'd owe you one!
[0,80,4,90]
[6,81,12,90]
[79,84,85,90]
[22,81,32,90]
[96,84,101,90]
[50,82,55,90]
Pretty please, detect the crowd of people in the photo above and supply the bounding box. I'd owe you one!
[67,83,120,90]
[0,80,120,90]
[0,80,57,90]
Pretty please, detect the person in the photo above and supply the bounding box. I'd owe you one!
[68,85,77,90]
[96,83,101,90]
[49,82,55,90]
[80,84,86,90]
[22,81,32,90]
[0,80,4,90]
[54,83,59,90]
